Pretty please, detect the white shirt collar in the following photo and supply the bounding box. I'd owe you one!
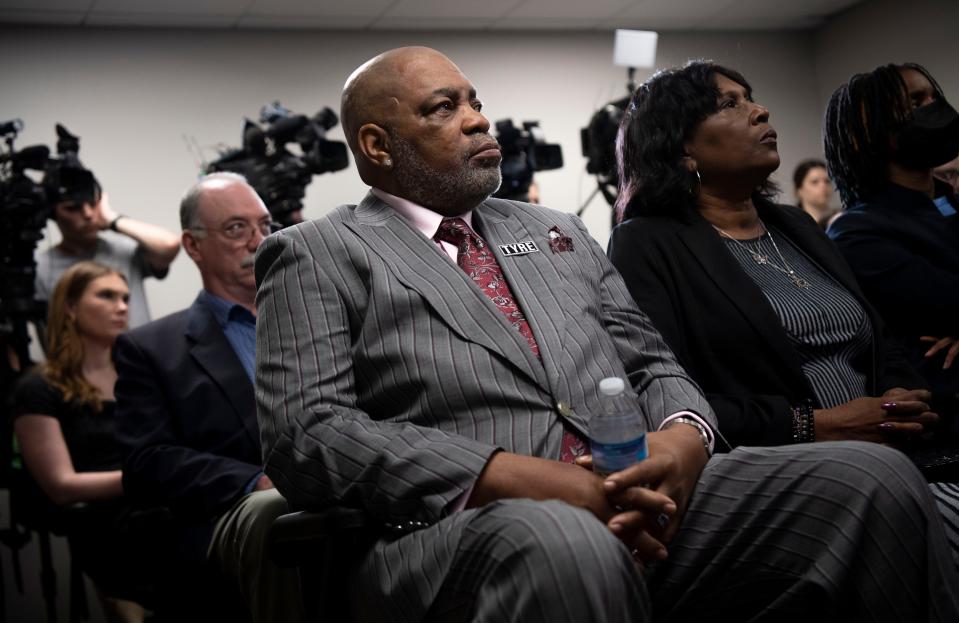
[371,188,473,239]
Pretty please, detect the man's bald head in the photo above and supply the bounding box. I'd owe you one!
[179,171,252,231]
[341,46,456,156]
[339,46,501,215]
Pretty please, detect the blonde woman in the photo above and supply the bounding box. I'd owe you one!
[12,261,149,622]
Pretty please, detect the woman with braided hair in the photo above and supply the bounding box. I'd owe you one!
[825,63,959,425]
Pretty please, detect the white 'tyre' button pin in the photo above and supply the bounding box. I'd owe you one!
[498,241,540,257]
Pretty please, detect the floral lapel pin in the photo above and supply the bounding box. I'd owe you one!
[547,226,574,253]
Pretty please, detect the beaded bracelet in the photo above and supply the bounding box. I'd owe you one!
[791,401,816,443]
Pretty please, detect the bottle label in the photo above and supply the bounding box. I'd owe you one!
[590,434,648,476]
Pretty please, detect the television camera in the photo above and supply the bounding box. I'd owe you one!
[0,121,98,364]
[493,119,563,203]
[206,102,349,227]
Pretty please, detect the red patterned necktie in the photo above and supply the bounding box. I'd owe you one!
[434,218,587,463]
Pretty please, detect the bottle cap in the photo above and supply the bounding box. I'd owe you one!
[598,377,625,396]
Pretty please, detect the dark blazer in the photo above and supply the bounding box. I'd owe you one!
[827,184,959,365]
[114,294,261,559]
[607,202,924,449]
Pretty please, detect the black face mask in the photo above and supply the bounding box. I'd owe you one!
[892,98,959,170]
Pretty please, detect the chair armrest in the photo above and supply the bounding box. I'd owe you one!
[268,507,371,568]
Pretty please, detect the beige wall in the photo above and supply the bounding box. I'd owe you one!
[814,0,959,118]
[1,26,822,319]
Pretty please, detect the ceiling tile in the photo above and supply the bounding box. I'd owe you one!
[85,11,238,26]
[91,0,247,15]
[0,0,869,31]
[0,0,90,9]
[694,16,818,30]
[615,0,733,21]
[381,0,518,19]
[237,14,376,29]
[370,16,499,29]
[243,0,392,17]
[0,8,85,23]
[719,0,861,19]
[504,0,633,19]
[492,17,606,29]
[597,16,708,30]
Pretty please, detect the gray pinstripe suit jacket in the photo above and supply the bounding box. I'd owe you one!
[254,192,713,527]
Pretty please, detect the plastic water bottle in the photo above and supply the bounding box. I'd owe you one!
[589,377,648,477]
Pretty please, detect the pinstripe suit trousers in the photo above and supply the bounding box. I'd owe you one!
[346,443,958,623]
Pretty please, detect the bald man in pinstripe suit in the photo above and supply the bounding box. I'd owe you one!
[254,47,959,622]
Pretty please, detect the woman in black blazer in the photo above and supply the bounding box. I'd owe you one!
[607,60,959,559]
[609,197,926,448]
[607,61,933,450]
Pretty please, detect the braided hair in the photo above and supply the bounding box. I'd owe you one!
[823,62,944,208]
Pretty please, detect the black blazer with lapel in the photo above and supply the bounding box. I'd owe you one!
[607,202,924,449]
[114,294,262,558]
[827,183,959,357]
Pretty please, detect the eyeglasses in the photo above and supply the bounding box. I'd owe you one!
[192,219,280,241]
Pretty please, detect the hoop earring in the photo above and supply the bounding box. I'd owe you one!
[689,170,702,196]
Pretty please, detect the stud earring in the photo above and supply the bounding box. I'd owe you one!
[384,158,392,167]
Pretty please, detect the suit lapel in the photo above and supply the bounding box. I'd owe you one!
[474,202,570,389]
[344,193,549,391]
[676,213,810,386]
[185,299,259,445]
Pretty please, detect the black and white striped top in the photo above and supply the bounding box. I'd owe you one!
[722,228,872,409]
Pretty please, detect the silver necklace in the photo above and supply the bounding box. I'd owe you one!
[713,222,811,289]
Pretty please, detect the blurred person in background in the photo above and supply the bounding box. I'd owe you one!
[527,178,541,203]
[934,155,959,195]
[12,261,159,623]
[36,184,180,330]
[793,158,837,228]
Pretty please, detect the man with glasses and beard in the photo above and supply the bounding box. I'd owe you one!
[255,48,959,622]
[113,172,302,623]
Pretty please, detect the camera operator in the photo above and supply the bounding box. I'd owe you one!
[36,189,180,330]
[35,132,180,329]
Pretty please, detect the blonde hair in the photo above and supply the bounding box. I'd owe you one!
[43,261,126,411]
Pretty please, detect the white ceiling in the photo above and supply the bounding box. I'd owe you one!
[0,0,865,31]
